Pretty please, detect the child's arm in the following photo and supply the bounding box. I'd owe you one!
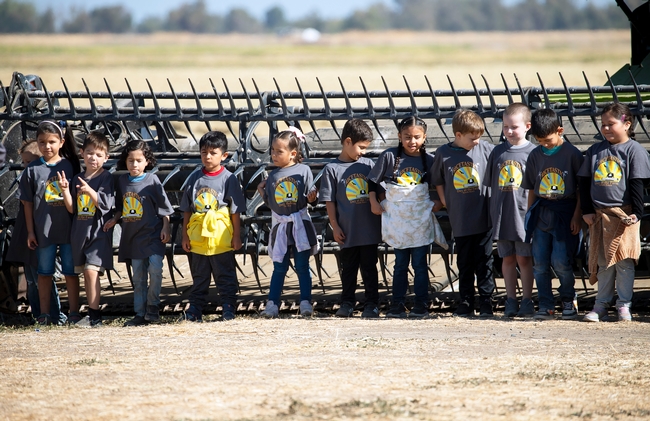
[570,195,582,235]
[58,171,74,214]
[103,214,120,231]
[435,185,446,208]
[256,180,268,204]
[307,187,318,205]
[160,215,171,244]
[231,212,242,250]
[325,201,345,245]
[369,191,383,215]
[527,190,536,209]
[182,211,191,252]
[21,200,37,250]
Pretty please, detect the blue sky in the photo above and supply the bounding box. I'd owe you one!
[33,0,614,22]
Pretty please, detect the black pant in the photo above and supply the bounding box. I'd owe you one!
[189,251,238,312]
[339,244,379,305]
[454,230,494,304]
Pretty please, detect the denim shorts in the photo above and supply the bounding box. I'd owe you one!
[36,243,76,277]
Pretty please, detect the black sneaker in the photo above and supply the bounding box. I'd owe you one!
[453,300,474,317]
[335,302,355,318]
[221,303,236,321]
[124,315,149,327]
[361,303,379,319]
[408,302,429,319]
[386,302,407,318]
[479,298,494,319]
[144,305,160,323]
[178,306,203,323]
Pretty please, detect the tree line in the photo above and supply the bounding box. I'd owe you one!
[0,0,632,34]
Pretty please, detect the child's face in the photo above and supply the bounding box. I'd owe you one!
[453,132,481,150]
[502,113,531,144]
[81,145,108,173]
[270,138,296,168]
[398,125,426,157]
[126,149,148,177]
[200,146,227,172]
[534,128,564,149]
[36,133,64,162]
[600,111,630,144]
[341,138,370,161]
[20,151,39,167]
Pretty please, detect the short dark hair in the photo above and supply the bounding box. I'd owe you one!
[199,131,228,153]
[81,131,110,154]
[530,109,561,138]
[116,139,156,170]
[341,119,373,144]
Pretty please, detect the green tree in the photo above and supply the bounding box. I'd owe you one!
[37,9,55,33]
[62,8,92,33]
[0,0,38,33]
[90,6,132,33]
[165,1,223,33]
[137,16,164,33]
[265,6,286,31]
[225,8,262,33]
[393,0,435,30]
[343,3,393,31]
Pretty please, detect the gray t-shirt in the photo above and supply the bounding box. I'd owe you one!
[179,168,246,215]
[484,141,536,242]
[522,142,584,200]
[116,173,175,261]
[18,158,74,247]
[70,170,115,268]
[578,139,650,209]
[367,147,434,186]
[320,157,382,248]
[430,140,494,237]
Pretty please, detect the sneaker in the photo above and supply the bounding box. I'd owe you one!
[453,300,474,317]
[583,306,607,322]
[479,298,494,319]
[361,303,379,319]
[335,302,355,318]
[504,297,519,318]
[178,306,202,322]
[408,302,429,319]
[36,314,51,326]
[124,315,149,327]
[260,300,279,319]
[221,303,236,321]
[386,302,407,318]
[618,306,632,322]
[533,309,555,320]
[67,312,83,325]
[76,316,103,328]
[300,300,313,318]
[144,305,160,323]
[517,298,536,318]
[561,301,578,320]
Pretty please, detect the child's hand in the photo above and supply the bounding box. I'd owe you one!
[570,214,582,235]
[160,225,171,244]
[232,235,242,251]
[332,226,346,245]
[182,233,191,253]
[307,187,318,203]
[582,213,596,226]
[432,200,444,212]
[57,171,69,191]
[27,232,38,250]
[370,200,384,215]
[103,218,117,232]
[256,180,267,195]
[76,178,96,196]
[623,214,639,226]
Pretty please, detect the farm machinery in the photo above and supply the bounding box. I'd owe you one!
[0,0,650,316]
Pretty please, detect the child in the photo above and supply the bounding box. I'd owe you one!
[180,131,245,322]
[259,127,318,318]
[104,140,174,327]
[431,110,495,318]
[368,116,436,319]
[18,120,81,326]
[580,103,650,322]
[483,103,536,317]
[522,109,583,321]
[7,139,66,324]
[320,119,382,318]
[59,132,114,327]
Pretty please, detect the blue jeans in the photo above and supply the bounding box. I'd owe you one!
[268,247,311,303]
[131,254,164,317]
[392,245,429,305]
[25,264,66,323]
[36,243,75,276]
[532,227,575,311]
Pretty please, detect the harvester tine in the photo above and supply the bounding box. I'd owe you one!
[425,75,450,141]
[295,78,311,119]
[481,75,498,116]
[183,121,198,144]
[222,79,238,118]
[381,76,398,126]
[628,70,650,139]
[273,78,290,118]
[514,73,527,104]
[403,75,418,116]
[39,79,55,119]
[149,164,160,175]
[209,78,226,117]
[605,70,619,103]
[359,77,376,118]
[559,72,583,141]
[582,71,602,138]
[0,80,6,112]
[146,79,162,120]
[162,164,182,187]
[308,120,322,143]
[468,74,485,114]
[536,73,551,110]
[103,78,120,119]
[316,77,340,137]
[188,78,204,120]
[225,121,238,143]
[180,165,203,191]
[446,75,462,110]
[500,73,514,104]
[167,78,184,119]
[244,164,268,191]
[61,78,77,119]
[239,78,255,116]
[329,120,341,138]
[123,78,140,119]
[338,77,354,118]
[251,78,268,119]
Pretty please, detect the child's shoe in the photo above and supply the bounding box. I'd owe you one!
[386,302,407,318]
[561,301,578,320]
[583,306,607,322]
[479,298,494,319]
[67,312,83,325]
[408,302,429,319]
[144,305,160,323]
[361,303,379,319]
[76,316,103,328]
[221,303,236,321]
[178,305,202,322]
[533,308,555,320]
[260,301,279,319]
[300,300,313,318]
[36,314,51,326]
[517,298,535,318]
[124,315,149,327]
[453,300,474,317]
[617,306,632,322]
[504,297,519,318]
[335,302,355,318]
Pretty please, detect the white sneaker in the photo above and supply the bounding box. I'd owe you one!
[583,307,607,322]
[300,300,313,318]
[618,306,632,322]
[260,301,279,319]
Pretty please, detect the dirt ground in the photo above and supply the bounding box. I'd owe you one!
[1,315,649,421]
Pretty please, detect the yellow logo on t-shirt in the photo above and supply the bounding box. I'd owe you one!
[539,168,566,197]
[594,156,622,186]
[452,162,480,193]
[275,177,299,207]
[77,193,96,219]
[498,160,523,192]
[397,167,422,186]
[345,174,369,204]
[122,192,143,221]
[194,188,219,213]
[44,177,64,205]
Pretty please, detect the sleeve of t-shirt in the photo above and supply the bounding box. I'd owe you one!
[178,173,196,213]
[153,177,175,217]
[429,148,445,186]
[628,143,650,180]
[521,151,537,190]
[319,164,336,203]
[367,151,388,184]
[226,174,246,214]
[577,146,594,178]
[96,173,115,215]
[18,166,34,203]
[483,149,495,188]
[303,166,314,197]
